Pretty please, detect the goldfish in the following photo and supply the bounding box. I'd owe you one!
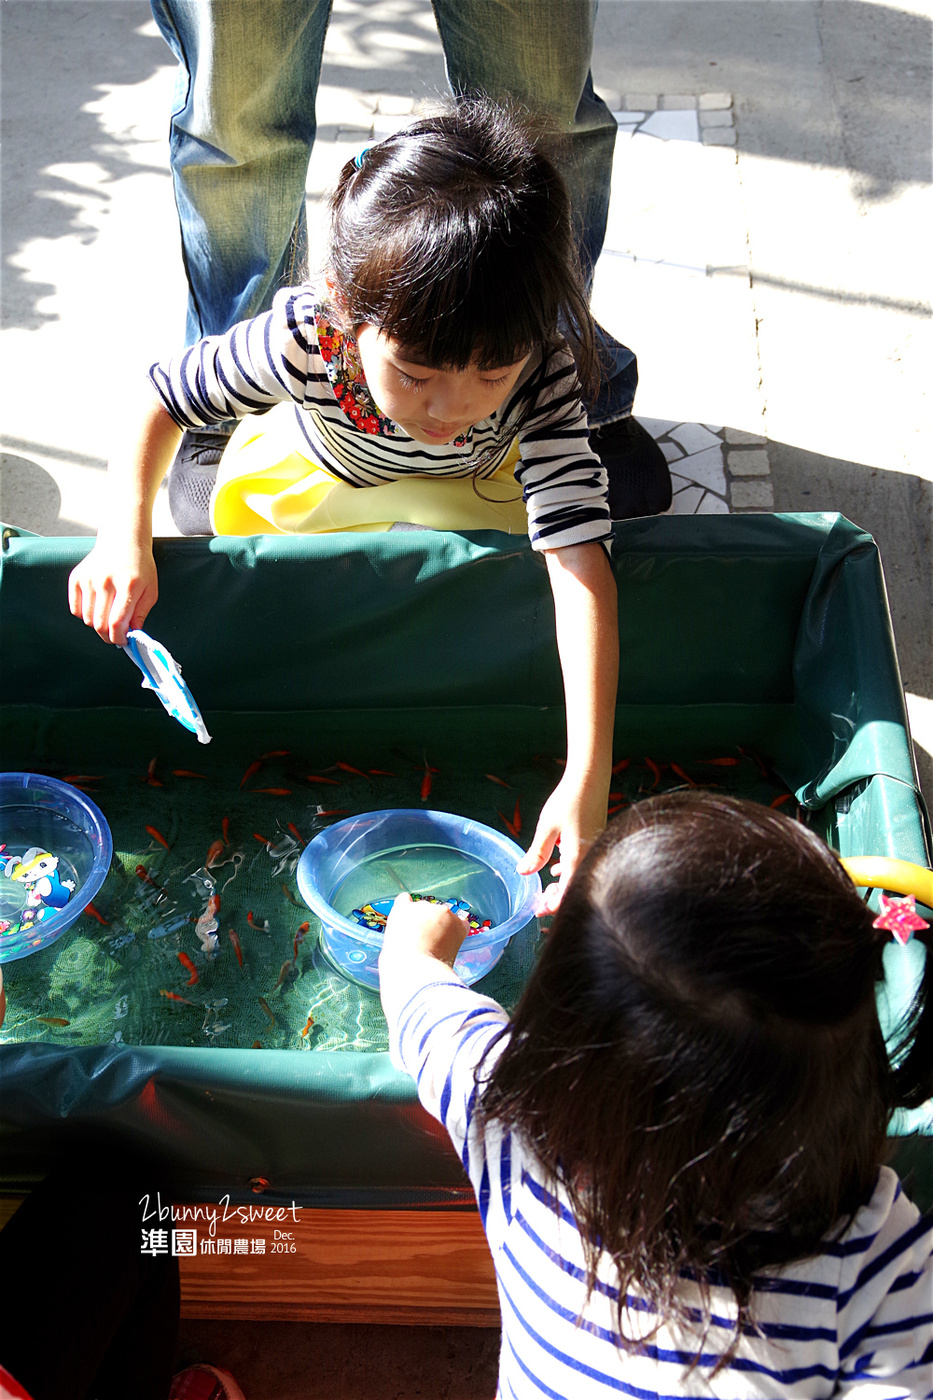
[64,775,102,784]
[144,757,162,787]
[316,809,348,818]
[293,922,310,960]
[37,1016,70,1026]
[274,959,294,990]
[770,794,794,809]
[222,817,231,845]
[206,894,221,919]
[146,825,170,851]
[178,951,199,985]
[251,788,292,796]
[512,796,522,835]
[240,760,263,788]
[420,766,435,801]
[173,769,206,778]
[281,883,303,907]
[334,761,370,779]
[160,989,194,1004]
[287,823,305,847]
[205,839,225,869]
[644,758,662,790]
[300,1013,315,1039]
[669,763,697,788]
[498,809,519,839]
[485,774,511,788]
[84,902,110,925]
[135,865,165,893]
[260,750,289,760]
[228,929,243,967]
[258,996,276,1027]
[698,757,740,767]
[739,746,770,777]
[252,1040,263,1049]
[611,758,631,774]
[304,774,341,785]
[253,832,272,846]
[607,802,628,817]
[247,911,270,932]
[368,769,397,777]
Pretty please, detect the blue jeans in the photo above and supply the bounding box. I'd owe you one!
[150,0,637,425]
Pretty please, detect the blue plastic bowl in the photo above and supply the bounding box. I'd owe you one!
[0,773,113,963]
[297,808,541,989]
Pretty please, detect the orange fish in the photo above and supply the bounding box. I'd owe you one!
[221,816,231,845]
[421,768,434,802]
[304,774,341,786]
[247,911,269,932]
[240,760,262,788]
[287,823,306,847]
[205,894,221,919]
[144,757,162,788]
[274,959,294,990]
[498,809,519,839]
[316,809,348,818]
[258,996,276,1027]
[739,746,770,777]
[253,832,272,846]
[37,1016,70,1026]
[205,838,225,869]
[770,794,794,809]
[669,763,697,788]
[178,951,199,985]
[135,864,165,893]
[146,825,170,850]
[485,774,511,788]
[512,796,522,835]
[300,1013,315,1039]
[84,902,110,925]
[252,1040,263,1049]
[173,769,206,778]
[293,922,310,960]
[368,769,397,777]
[698,757,740,767]
[608,791,624,801]
[251,787,292,796]
[644,758,662,790]
[334,761,369,778]
[611,758,631,774]
[260,750,289,760]
[228,929,243,967]
[64,775,102,784]
[281,883,303,907]
[160,989,194,1004]
[607,802,628,817]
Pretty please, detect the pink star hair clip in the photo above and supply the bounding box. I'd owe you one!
[872,894,930,946]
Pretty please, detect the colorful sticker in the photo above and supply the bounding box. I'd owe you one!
[0,848,75,937]
[351,893,491,936]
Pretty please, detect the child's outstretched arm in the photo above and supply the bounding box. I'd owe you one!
[518,541,618,912]
[68,385,182,646]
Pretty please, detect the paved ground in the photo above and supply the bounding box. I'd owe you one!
[1,2,931,1394]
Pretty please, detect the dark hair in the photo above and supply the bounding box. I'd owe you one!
[478,792,933,1361]
[327,97,598,398]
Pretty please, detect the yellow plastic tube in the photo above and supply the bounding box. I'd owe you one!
[841,857,933,909]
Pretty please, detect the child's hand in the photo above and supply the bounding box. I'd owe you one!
[382,893,470,969]
[68,536,158,646]
[516,773,606,914]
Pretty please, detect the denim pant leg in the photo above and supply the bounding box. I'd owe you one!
[430,0,637,424]
[150,0,332,344]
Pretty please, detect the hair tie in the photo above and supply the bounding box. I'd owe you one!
[872,894,930,946]
[354,144,372,170]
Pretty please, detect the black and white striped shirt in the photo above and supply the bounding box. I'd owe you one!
[382,957,933,1400]
[149,287,612,552]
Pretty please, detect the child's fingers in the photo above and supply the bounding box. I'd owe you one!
[516,814,560,876]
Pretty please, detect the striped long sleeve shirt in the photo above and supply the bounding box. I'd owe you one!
[149,287,612,552]
[382,953,933,1400]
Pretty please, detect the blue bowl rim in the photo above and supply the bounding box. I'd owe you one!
[0,771,114,958]
[296,807,541,950]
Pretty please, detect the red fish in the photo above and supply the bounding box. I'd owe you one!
[485,774,511,788]
[251,787,292,796]
[512,796,522,835]
[293,922,310,960]
[669,763,697,788]
[644,758,662,790]
[300,1013,315,1039]
[228,929,243,967]
[64,775,102,783]
[205,838,225,869]
[420,761,438,801]
[252,1040,263,1049]
[316,809,348,818]
[84,902,110,925]
[769,794,794,809]
[135,864,165,893]
[144,757,162,788]
[498,809,519,839]
[160,989,194,1004]
[240,760,262,789]
[607,802,628,817]
[368,769,397,777]
[253,832,272,846]
[260,750,289,760]
[698,757,740,767]
[304,774,341,785]
[334,761,369,779]
[287,823,306,847]
[247,911,270,932]
[221,816,231,845]
[178,951,199,985]
[611,758,631,774]
[205,894,221,919]
[146,825,170,851]
[173,769,206,778]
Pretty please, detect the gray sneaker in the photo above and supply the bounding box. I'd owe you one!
[167,427,233,535]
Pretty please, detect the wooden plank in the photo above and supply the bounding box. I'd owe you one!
[176,1205,499,1324]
